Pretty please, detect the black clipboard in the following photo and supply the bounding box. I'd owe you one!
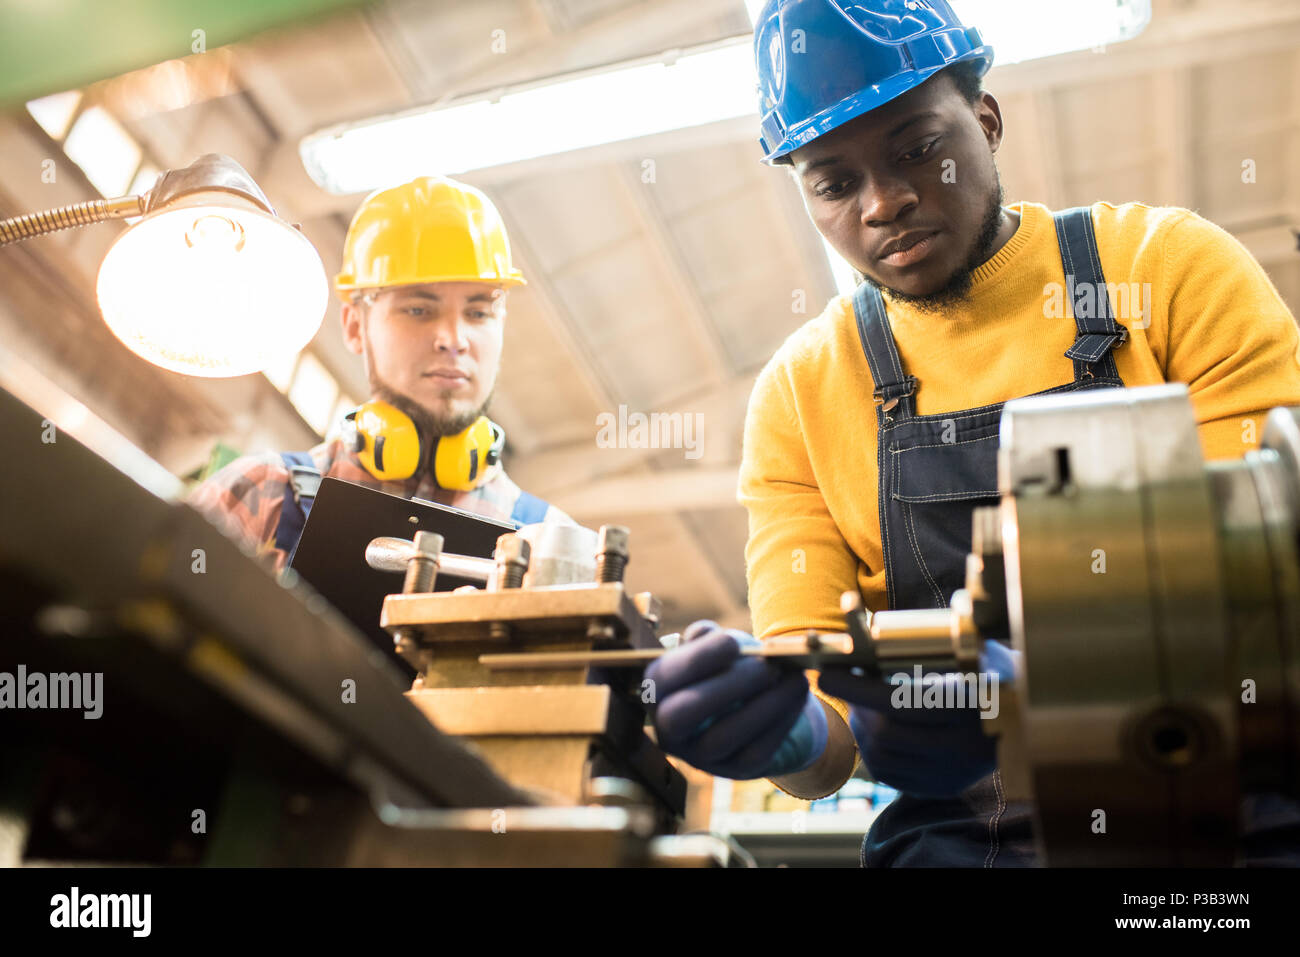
[288,477,515,676]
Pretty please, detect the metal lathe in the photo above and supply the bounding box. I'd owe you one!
[1,355,1295,865]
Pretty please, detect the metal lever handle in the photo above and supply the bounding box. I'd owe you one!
[365,536,495,582]
[479,632,857,671]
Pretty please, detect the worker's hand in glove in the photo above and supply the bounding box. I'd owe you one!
[816,641,1018,799]
[644,620,829,780]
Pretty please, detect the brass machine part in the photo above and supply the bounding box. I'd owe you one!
[405,685,616,805]
[405,685,616,736]
[373,508,1001,843]
[469,595,981,674]
[843,588,981,671]
[382,579,657,685]
[378,525,688,826]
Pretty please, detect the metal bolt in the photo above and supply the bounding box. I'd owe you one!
[493,533,531,590]
[395,531,442,655]
[595,525,630,583]
[402,531,443,595]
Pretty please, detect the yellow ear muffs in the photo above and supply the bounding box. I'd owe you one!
[343,399,424,481]
[433,416,504,491]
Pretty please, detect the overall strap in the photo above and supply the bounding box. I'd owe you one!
[509,490,551,527]
[1052,206,1127,381]
[274,451,322,562]
[852,280,918,420]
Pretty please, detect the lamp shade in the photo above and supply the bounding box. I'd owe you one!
[95,154,327,378]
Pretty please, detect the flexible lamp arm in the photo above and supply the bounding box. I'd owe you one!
[0,194,147,246]
[0,153,279,247]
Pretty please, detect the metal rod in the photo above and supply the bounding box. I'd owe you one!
[868,608,956,641]
[478,633,856,670]
[366,536,493,582]
[439,553,494,582]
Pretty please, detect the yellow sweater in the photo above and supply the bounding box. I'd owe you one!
[741,199,1300,655]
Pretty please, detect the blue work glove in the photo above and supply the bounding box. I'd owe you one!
[817,641,1018,799]
[645,620,829,780]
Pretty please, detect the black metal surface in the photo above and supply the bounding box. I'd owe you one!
[0,380,531,858]
[586,672,686,828]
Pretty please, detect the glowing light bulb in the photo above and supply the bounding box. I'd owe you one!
[97,203,326,377]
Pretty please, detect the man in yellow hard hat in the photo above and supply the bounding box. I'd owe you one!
[189,176,567,578]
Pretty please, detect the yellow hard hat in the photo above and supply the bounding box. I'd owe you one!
[335,176,525,302]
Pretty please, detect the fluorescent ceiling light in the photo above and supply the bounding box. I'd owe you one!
[302,39,758,194]
[951,0,1151,65]
[305,0,1150,194]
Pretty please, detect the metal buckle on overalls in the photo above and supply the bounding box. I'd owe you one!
[1080,327,1129,380]
[873,376,919,413]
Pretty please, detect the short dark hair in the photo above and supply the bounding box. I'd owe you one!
[944,59,985,106]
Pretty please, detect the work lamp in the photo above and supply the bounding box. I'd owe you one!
[0,153,327,378]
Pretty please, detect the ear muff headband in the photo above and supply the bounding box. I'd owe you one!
[343,401,505,491]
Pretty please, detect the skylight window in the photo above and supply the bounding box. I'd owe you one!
[26,90,82,141]
[62,106,143,198]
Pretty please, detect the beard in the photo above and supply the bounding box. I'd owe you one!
[369,376,492,439]
[872,172,1007,315]
[361,331,492,446]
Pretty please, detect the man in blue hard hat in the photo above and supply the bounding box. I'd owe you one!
[644,0,1300,866]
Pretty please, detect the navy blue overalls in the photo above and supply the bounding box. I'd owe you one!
[853,207,1126,867]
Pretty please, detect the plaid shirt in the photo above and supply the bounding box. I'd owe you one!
[187,435,566,575]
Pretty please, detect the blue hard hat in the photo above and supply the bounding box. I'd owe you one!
[754,0,994,164]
